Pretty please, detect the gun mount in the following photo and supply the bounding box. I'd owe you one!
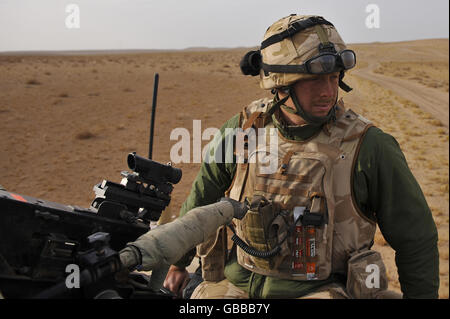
[92,152,181,224]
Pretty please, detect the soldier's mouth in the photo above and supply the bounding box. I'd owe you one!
[313,104,332,110]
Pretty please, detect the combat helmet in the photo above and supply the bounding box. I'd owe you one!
[240,14,356,125]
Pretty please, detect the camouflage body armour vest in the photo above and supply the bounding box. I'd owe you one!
[226,98,377,281]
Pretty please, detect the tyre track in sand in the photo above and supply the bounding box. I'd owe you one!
[352,62,449,128]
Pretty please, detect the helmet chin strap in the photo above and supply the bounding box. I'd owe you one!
[279,86,337,126]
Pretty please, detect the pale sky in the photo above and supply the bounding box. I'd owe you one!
[0,0,448,52]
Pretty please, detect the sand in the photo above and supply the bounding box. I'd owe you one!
[0,39,448,298]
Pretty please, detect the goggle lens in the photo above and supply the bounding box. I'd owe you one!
[340,50,356,69]
[307,50,356,74]
[309,55,336,73]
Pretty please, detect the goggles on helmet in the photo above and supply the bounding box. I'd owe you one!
[261,49,356,75]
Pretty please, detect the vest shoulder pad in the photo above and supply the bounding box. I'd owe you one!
[333,107,374,143]
[242,97,272,119]
[341,109,372,125]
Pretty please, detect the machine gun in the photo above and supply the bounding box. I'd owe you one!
[0,153,181,299]
[0,73,183,299]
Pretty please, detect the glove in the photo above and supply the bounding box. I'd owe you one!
[119,245,142,270]
[219,197,249,220]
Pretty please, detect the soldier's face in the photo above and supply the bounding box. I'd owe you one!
[288,72,340,118]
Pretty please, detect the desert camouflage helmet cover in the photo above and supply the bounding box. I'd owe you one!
[259,14,347,90]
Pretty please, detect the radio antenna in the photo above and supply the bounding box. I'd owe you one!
[149,73,159,159]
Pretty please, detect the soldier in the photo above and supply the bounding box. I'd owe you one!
[163,14,439,299]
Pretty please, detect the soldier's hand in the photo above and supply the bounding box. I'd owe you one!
[119,246,141,270]
[163,265,190,298]
[220,197,249,220]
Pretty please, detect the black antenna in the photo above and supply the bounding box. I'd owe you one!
[149,73,159,159]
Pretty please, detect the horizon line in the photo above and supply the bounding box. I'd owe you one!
[0,38,448,56]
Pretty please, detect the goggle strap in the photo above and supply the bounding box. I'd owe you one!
[261,62,307,74]
[260,16,334,50]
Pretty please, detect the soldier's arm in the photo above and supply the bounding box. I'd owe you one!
[173,113,240,268]
[353,126,439,298]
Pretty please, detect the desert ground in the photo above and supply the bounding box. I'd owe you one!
[0,39,448,298]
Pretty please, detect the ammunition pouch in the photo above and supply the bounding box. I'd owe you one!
[196,225,227,282]
[346,249,389,299]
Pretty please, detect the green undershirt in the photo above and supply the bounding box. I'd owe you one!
[175,105,439,299]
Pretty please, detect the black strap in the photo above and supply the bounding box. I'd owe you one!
[260,16,334,50]
[339,79,353,92]
[339,70,353,92]
[261,62,307,74]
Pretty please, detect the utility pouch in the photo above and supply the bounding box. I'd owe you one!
[346,249,388,299]
[235,195,291,270]
[246,195,280,247]
[242,196,279,268]
[197,225,227,282]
